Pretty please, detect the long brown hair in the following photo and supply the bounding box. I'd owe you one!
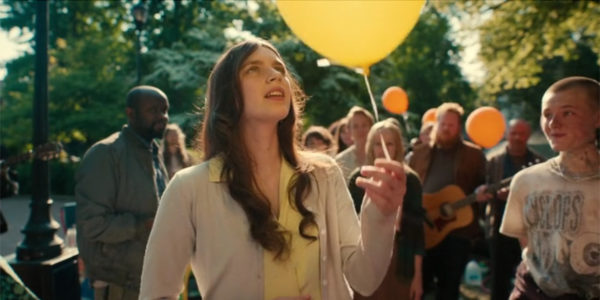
[162,123,191,178]
[200,39,316,259]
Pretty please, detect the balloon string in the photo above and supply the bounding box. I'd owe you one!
[364,72,398,228]
[363,73,391,161]
[363,73,379,122]
[379,134,391,161]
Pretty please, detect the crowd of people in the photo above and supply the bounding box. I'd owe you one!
[4,37,594,300]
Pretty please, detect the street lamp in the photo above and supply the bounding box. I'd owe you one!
[132,2,147,85]
[16,0,62,263]
[10,2,80,299]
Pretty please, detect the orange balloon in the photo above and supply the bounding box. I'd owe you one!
[466,107,506,148]
[382,86,408,114]
[422,108,437,124]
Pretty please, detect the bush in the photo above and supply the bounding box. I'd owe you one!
[15,159,80,196]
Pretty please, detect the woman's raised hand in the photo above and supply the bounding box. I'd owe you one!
[355,158,406,217]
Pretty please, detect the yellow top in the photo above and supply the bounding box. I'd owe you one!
[263,159,321,300]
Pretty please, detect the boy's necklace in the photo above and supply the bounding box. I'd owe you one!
[550,158,600,182]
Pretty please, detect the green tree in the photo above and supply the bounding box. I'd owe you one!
[1,0,475,152]
[489,1,596,91]
[435,0,599,121]
[371,5,475,136]
[1,0,133,154]
[268,3,475,136]
[1,0,476,193]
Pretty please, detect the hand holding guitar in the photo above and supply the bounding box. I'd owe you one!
[475,161,539,203]
[475,184,494,203]
[495,187,509,200]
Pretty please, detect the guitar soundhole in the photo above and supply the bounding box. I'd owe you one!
[441,203,454,218]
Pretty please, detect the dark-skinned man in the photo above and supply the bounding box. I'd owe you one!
[76,86,169,300]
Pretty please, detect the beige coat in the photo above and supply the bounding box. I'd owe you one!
[140,154,396,300]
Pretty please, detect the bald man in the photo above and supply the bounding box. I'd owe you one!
[76,86,170,299]
[480,119,546,300]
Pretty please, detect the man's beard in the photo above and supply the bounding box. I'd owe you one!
[436,134,459,148]
[136,122,166,141]
[149,124,166,139]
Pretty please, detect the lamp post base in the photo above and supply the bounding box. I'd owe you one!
[8,247,80,300]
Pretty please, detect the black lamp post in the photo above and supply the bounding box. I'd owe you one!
[10,2,80,299]
[132,2,147,85]
[15,0,62,263]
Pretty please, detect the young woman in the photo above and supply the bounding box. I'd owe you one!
[348,119,425,300]
[162,123,193,179]
[140,39,406,300]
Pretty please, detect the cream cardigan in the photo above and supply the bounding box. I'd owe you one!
[139,154,396,300]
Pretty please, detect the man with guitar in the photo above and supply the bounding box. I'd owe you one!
[75,86,170,300]
[500,77,599,299]
[407,102,486,300]
[477,119,546,300]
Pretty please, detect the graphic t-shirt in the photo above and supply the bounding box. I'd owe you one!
[500,158,600,299]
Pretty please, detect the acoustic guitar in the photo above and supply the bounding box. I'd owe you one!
[423,176,512,249]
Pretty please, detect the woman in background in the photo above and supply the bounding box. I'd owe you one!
[162,123,192,179]
[335,107,374,182]
[330,118,353,154]
[348,119,425,300]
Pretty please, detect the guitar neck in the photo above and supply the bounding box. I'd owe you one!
[450,176,513,210]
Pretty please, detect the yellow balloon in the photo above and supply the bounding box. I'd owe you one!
[277,0,424,71]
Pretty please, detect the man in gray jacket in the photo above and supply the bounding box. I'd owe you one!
[76,86,170,299]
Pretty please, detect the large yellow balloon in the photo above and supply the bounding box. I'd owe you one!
[277,0,424,72]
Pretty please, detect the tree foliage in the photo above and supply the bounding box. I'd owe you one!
[371,6,475,136]
[433,0,599,128]
[436,0,599,91]
[1,1,133,147]
[1,0,473,154]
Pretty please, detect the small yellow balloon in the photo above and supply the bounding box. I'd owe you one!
[277,0,424,70]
